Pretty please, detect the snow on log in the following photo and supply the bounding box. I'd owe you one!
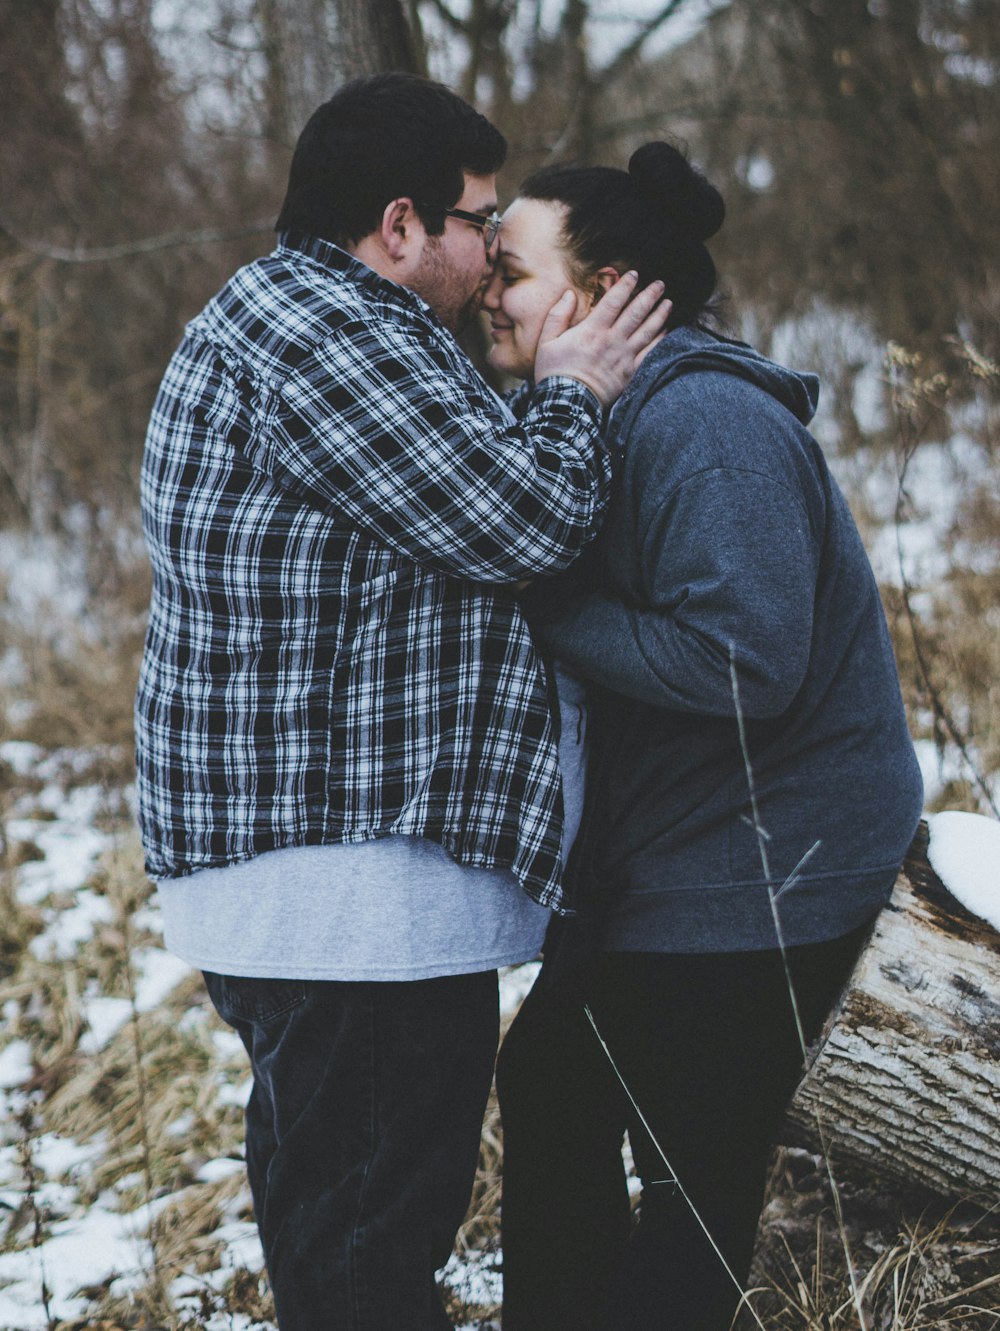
[784,818,1000,1207]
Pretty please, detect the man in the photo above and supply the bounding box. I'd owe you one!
[134,72,666,1329]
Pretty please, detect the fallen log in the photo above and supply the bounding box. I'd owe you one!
[784,819,1000,1207]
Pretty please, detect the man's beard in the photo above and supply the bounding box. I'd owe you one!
[409,236,484,334]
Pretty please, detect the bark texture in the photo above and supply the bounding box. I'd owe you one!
[334,0,422,81]
[259,0,421,148]
[785,822,1000,1207]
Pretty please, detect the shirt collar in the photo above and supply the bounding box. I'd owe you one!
[276,229,443,328]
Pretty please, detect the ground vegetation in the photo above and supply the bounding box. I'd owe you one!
[0,0,998,1324]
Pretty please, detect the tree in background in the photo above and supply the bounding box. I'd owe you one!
[0,0,268,553]
[0,0,996,804]
[0,0,434,538]
[631,0,999,357]
[0,7,997,1324]
[258,0,423,146]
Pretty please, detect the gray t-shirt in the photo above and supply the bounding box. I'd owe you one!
[157,664,588,981]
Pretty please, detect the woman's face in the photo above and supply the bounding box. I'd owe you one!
[483,197,589,380]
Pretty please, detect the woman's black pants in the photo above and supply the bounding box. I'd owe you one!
[496,929,868,1331]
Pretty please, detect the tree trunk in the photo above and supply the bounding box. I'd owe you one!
[259,0,422,149]
[333,0,423,81]
[785,821,1000,1207]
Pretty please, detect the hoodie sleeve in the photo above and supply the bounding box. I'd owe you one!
[530,463,821,717]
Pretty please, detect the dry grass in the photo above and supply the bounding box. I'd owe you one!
[2,819,999,1329]
[883,340,1000,817]
[2,351,1000,1327]
[743,1149,1000,1331]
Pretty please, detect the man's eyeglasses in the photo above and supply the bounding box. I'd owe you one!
[440,207,502,249]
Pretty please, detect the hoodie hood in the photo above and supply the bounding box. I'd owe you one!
[612,324,820,445]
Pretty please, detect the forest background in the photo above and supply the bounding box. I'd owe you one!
[0,0,998,1327]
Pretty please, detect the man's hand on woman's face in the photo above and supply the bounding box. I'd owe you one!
[532,273,671,408]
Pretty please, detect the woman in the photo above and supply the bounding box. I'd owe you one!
[486,144,924,1331]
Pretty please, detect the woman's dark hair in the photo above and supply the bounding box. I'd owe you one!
[519,141,725,327]
[276,72,507,247]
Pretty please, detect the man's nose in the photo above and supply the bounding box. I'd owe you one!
[482,269,501,309]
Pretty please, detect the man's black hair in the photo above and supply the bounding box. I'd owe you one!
[275,72,507,247]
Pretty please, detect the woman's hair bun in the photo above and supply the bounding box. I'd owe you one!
[627,141,725,242]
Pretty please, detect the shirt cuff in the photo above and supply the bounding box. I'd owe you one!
[530,375,604,427]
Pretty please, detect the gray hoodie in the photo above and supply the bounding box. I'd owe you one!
[526,325,924,954]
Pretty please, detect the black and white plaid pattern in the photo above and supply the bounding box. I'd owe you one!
[135,233,610,908]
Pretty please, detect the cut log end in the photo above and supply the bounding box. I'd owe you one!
[784,820,1000,1209]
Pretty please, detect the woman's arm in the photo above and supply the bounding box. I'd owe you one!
[528,466,821,718]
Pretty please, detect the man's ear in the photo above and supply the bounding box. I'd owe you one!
[380,197,423,260]
[590,265,625,305]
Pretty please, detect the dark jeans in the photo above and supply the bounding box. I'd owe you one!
[496,928,869,1331]
[204,969,499,1331]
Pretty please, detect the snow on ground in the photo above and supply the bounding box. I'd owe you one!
[499,960,540,1016]
[3,721,993,1328]
[927,810,1000,933]
[0,1038,32,1092]
[0,737,524,1328]
[0,1194,155,1328]
[0,738,269,1328]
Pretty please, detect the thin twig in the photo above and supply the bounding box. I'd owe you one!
[888,354,1000,818]
[580,648,879,1329]
[0,217,274,265]
[583,1004,770,1331]
[729,648,806,1056]
[599,0,691,85]
[13,1096,56,1331]
[729,645,873,1331]
[116,842,171,1315]
[773,839,822,900]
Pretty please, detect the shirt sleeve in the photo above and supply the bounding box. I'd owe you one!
[253,314,611,583]
[528,467,819,718]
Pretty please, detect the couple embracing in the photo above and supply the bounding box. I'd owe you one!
[135,72,922,1331]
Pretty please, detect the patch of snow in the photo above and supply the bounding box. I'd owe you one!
[78,996,134,1052]
[499,961,539,1017]
[912,737,997,814]
[131,948,194,1010]
[132,904,163,934]
[913,739,945,807]
[211,1027,247,1060]
[170,1215,272,1328]
[0,527,93,629]
[0,1041,33,1090]
[864,432,995,591]
[196,1157,245,1184]
[186,1313,275,1331]
[165,1112,196,1139]
[30,1133,104,1179]
[0,741,45,775]
[439,1246,503,1309]
[217,1076,253,1111]
[211,1216,264,1266]
[13,786,109,906]
[0,1199,154,1324]
[927,811,1000,933]
[29,886,113,959]
[863,444,956,588]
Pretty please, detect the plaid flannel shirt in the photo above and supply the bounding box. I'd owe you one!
[135,233,611,909]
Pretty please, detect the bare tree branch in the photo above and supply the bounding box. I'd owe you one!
[421,0,467,34]
[0,219,274,265]
[599,0,692,86]
[507,98,835,159]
